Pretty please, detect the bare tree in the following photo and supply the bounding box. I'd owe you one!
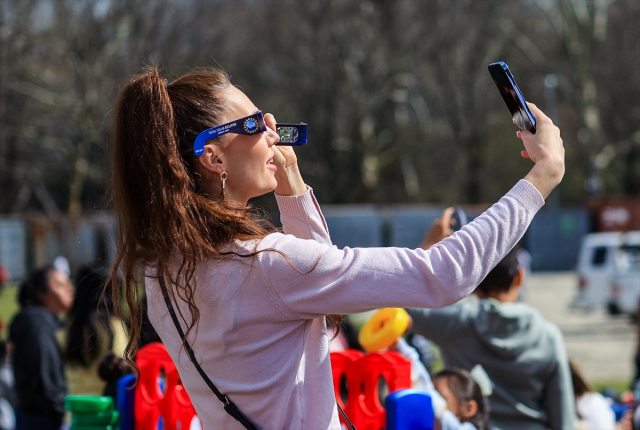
[1,0,638,214]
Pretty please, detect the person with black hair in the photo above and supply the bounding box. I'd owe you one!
[433,368,491,430]
[65,262,128,396]
[407,246,577,430]
[9,265,74,430]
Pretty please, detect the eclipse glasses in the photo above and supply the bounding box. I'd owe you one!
[193,111,308,156]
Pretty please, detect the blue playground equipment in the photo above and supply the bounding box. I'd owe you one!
[386,389,434,430]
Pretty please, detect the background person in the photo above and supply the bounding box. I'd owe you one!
[570,360,616,430]
[110,66,564,429]
[408,247,577,430]
[65,262,128,396]
[9,265,74,430]
[433,368,491,430]
[391,337,489,430]
[0,337,15,430]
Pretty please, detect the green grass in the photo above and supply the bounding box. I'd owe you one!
[0,283,19,339]
[592,380,632,396]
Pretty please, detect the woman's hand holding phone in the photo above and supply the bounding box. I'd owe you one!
[519,103,565,199]
[419,207,456,250]
[267,113,307,196]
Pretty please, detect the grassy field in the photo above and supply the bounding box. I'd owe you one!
[0,280,630,397]
[0,284,18,339]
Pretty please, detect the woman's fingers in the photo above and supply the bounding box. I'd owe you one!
[264,113,277,131]
[267,112,299,171]
[521,103,565,197]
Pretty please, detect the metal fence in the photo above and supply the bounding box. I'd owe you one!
[322,205,591,272]
[0,213,116,281]
[522,209,591,272]
[0,206,592,281]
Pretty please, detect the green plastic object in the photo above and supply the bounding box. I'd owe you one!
[69,426,113,430]
[65,395,113,413]
[72,410,119,426]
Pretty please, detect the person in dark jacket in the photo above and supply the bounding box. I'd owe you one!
[9,265,74,430]
[408,248,577,430]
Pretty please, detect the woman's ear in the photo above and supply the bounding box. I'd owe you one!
[461,399,478,421]
[198,144,225,175]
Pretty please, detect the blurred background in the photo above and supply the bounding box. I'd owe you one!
[0,0,639,393]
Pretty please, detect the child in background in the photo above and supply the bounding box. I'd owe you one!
[570,360,616,430]
[433,369,491,430]
[392,337,491,430]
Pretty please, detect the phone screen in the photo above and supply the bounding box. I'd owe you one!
[488,62,537,134]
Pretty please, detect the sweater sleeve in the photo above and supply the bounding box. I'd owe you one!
[258,180,544,319]
[275,187,331,245]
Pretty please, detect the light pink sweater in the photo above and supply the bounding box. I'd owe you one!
[145,180,544,430]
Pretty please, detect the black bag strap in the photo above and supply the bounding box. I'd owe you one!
[159,275,258,430]
[338,403,357,430]
[159,275,357,430]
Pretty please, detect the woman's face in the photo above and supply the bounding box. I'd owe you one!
[204,86,280,204]
[38,269,74,316]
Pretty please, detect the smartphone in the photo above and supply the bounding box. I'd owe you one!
[452,206,468,232]
[488,62,536,134]
[275,123,308,146]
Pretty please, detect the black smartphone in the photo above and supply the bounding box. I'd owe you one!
[488,62,536,134]
[275,123,308,146]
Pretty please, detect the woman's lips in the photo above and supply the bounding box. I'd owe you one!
[267,157,277,172]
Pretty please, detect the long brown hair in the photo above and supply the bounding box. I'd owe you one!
[110,66,341,377]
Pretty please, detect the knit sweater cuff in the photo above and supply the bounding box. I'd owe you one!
[509,179,546,212]
[275,186,319,218]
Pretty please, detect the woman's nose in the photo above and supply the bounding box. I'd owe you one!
[266,127,280,146]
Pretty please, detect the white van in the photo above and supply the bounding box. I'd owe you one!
[571,231,640,311]
[609,232,640,314]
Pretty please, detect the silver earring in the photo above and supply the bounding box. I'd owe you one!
[220,171,227,194]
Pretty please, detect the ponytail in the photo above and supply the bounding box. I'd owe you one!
[111,66,269,378]
[110,66,343,379]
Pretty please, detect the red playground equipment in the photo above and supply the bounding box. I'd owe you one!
[331,350,412,430]
[135,343,199,430]
[112,340,425,430]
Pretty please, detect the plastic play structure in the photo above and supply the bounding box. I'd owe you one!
[358,307,412,353]
[64,308,440,430]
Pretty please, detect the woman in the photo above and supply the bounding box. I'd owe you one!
[110,66,564,429]
[9,265,74,430]
[65,262,128,396]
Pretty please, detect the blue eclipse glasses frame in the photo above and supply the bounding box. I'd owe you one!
[193,111,308,156]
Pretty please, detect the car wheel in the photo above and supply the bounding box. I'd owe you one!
[607,302,622,315]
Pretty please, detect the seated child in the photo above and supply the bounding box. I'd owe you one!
[392,338,490,430]
[570,360,615,430]
[434,369,491,430]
